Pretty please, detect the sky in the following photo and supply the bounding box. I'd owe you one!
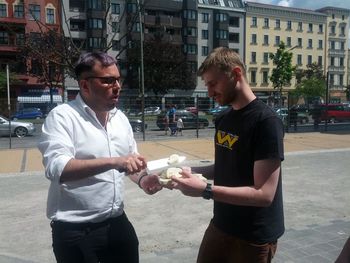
[247,0,350,10]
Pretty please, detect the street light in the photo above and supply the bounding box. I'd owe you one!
[136,0,145,141]
[6,63,12,148]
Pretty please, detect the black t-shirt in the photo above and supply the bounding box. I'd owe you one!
[213,99,285,244]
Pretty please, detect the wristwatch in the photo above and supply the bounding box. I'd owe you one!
[202,183,213,200]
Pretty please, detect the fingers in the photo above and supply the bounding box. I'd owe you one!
[123,154,146,174]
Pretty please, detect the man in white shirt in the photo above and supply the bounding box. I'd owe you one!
[38,52,162,263]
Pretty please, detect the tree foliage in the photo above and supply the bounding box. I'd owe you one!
[292,63,326,100]
[0,70,22,98]
[269,42,296,96]
[127,35,196,95]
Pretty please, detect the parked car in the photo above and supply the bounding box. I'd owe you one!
[317,103,350,123]
[128,118,147,132]
[11,108,43,120]
[208,105,229,115]
[0,115,36,138]
[185,106,198,114]
[156,110,209,130]
[139,106,161,116]
[275,108,309,124]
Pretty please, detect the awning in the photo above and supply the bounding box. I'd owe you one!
[17,94,63,103]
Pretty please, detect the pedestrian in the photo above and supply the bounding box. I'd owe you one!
[170,47,285,263]
[176,117,184,136]
[38,52,162,263]
[289,105,298,131]
[312,102,321,131]
[164,111,170,135]
[168,104,176,135]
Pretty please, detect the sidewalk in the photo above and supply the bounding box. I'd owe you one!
[1,131,350,174]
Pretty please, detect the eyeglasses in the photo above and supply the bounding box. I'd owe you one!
[85,76,123,85]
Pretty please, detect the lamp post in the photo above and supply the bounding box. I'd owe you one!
[6,63,12,148]
[136,0,145,141]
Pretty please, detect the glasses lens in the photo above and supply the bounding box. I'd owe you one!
[102,77,117,84]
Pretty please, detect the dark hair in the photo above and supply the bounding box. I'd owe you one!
[74,52,117,79]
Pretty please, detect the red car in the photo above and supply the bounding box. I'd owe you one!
[318,103,350,123]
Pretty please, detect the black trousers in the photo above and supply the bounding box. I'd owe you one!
[51,212,139,263]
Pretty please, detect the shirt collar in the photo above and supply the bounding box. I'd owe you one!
[76,93,118,119]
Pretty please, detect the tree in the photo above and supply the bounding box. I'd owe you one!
[292,63,326,104]
[0,70,22,98]
[269,42,296,108]
[126,35,196,95]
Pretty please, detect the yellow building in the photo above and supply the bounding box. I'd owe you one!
[245,2,328,105]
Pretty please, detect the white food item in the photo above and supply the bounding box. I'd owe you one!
[167,154,180,165]
[158,168,207,185]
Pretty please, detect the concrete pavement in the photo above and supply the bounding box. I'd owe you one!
[0,131,350,263]
[2,131,350,174]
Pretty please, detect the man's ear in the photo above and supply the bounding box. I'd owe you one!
[232,67,242,81]
[79,79,89,94]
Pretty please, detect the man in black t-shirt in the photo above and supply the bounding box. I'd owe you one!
[171,47,284,263]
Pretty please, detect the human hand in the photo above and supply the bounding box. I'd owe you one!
[116,154,147,174]
[171,168,207,197]
[140,174,163,195]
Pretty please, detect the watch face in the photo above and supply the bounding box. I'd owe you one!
[202,183,213,200]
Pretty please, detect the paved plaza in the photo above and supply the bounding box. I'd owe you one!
[0,132,350,262]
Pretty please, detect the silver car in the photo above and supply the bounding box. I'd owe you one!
[0,115,36,138]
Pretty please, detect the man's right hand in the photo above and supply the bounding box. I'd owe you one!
[116,154,147,174]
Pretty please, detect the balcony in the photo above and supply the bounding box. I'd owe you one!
[0,17,26,25]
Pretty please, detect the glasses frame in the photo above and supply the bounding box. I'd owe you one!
[85,76,123,86]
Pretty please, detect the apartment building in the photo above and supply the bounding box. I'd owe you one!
[0,0,61,95]
[196,0,245,94]
[245,2,328,105]
[317,7,350,101]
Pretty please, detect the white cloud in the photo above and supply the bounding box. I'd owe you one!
[277,0,293,7]
[248,0,350,9]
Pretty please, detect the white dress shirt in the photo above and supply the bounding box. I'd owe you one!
[38,94,138,223]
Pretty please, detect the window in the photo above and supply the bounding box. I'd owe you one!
[29,4,40,20]
[318,40,323,49]
[251,52,256,63]
[0,31,8,44]
[340,26,345,36]
[340,42,345,50]
[183,10,197,20]
[339,74,343,86]
[263,52,269,64]
[111,3,120,14]
[307,55,312,65]
[318,24,323,33]
[275,36,280,45]
[0,4,7,17]
[330,74,334,85]
[89,18,103,29]
[202,46,208,56]
[298,22,302,31]
[297,54,302,65]
[308,23,313,32]
[331,26,336,34]
[251,17,257,27]
[183,27,197,37]
[263,35,269,45]
[14,4,24,18]
[133,22,140,32]
[330,41,335,49]
[340,57,344,67]
[202,13,209,23]
[112,40,120,50]
[184,44,197,54]
[88,0,103,10]
[318,56,322,66]
[286,37,291,47]
[111,22,119,33]
[264,18,269,28]
[215,13,227,22]
[229,17,239,27]
[215,30,228,40]
[250,70,256,83]
[262,71,268,84]
[287,21,292,30]
[308,39,312,48]
[188,62,197,73]
[229,32,239,43]
[251,34,257,44]
[275,19,280,29]
[46,8,55,24]
[16,33,25,45]
[298,38,302,47]
[201,30,208,39]
[89,37,103,48]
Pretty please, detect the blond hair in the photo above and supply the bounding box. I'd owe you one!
[197,47,246,79]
